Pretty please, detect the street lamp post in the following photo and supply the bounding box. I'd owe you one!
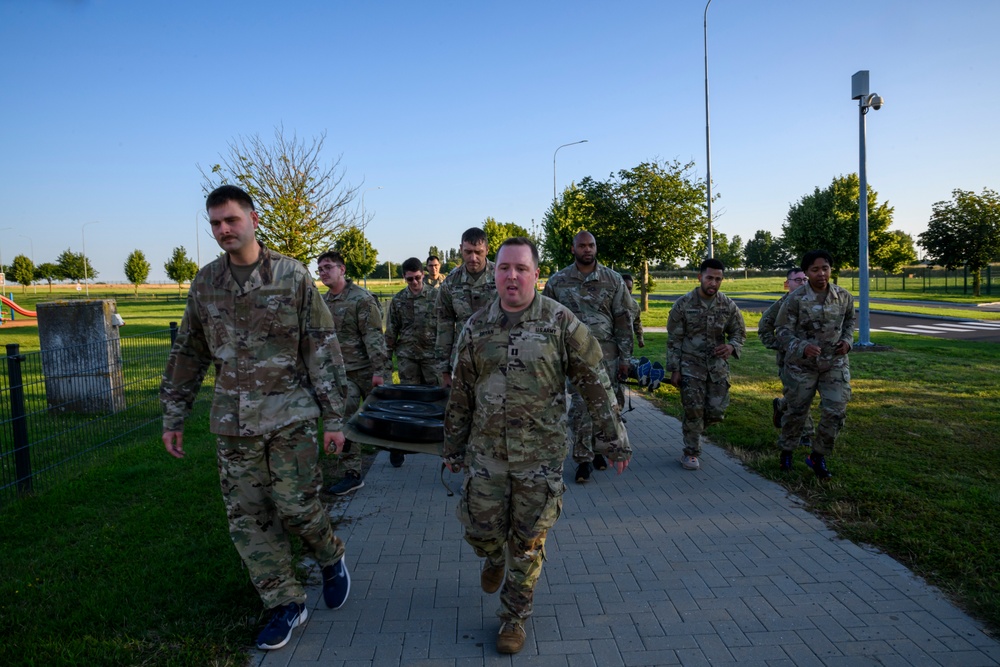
[0,227,11,287]
[361,186,383,288]
[704,0,714,259]
[19,234,35,294]
[82,221,99,297]
[553,140,588,204]
[851,70,884,347]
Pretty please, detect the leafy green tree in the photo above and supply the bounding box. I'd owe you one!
[688,232,743,270]
[56,248,98,283]
[34,263,60,293]
[427,245,442,261]
[918,188,1000,296]
[11,254,34,293]
[872,230,917,275]
[333,226,377,281]
[164,246,199,295]
[781,173,894,278]
[123,249,151,296]
[201,126,359,265]
[744,230,792,270]
[482,217,530,259]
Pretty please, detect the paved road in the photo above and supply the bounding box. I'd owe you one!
[255,395,999,666]
[648,295,1000,343]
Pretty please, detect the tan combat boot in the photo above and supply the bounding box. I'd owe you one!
[480,559,505,594]
[496,620,526,654]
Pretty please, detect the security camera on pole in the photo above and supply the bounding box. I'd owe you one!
[851,70,884,347]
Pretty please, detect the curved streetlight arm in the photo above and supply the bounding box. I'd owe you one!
[704,0,714,259]
[553,140,588,203]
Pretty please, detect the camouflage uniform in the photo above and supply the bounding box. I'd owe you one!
[444,293,631,623]
[542,262,632,463]
[627,293,645,350]
[385,283,440,385]
[161,244,347,609]
[759,294,813,435]
[424,274,445,289]
[775,283,855,455]
[435,261,496,377]
[324,280,390,476]
[666,288,747,456]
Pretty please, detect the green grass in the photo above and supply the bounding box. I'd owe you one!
[641,330,1000,632]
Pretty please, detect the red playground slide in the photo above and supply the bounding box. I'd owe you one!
[0,295,37,318]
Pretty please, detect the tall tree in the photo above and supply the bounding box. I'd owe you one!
[427,245,442,260]
[743,230,792,270]
[123,249,151,296]
[918,188,1000,296]
[687,232,743,270]
[164,246,199,296]
[872,230,917,275]
[782,173,894,278]
[11,254,34,293]
[482,217,530,259]
[55,248,98,282]
[200,126,359,264]
[333,227,377,281]
[34,262,60,293]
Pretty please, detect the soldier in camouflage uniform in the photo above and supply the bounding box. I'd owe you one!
[424,254,444,288]
[621,272,645,350]
[317,250,395,482]
[758,267,814,451]
[542,231,633,483]
[443,237,631,655]
[435,227,496,387]
[386,257,440,385]
[775,249,855,479]
[666,258,747,471]
[161,185,351,652]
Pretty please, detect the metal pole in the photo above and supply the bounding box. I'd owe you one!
[704,0,714,259]
[360,186,382,288]
[553,140,588,205]
[857,100,871,346]
[195,212,201,267]
[20,235,35,295]
[82,221,98,297]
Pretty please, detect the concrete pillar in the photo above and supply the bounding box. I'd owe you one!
[36,300,125,413]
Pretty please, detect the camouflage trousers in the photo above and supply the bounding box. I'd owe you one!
[569,357,622,464]
[217,420,346,609]
[334,367,372,476]
[457,455,565,622]
[678,374,731,456]
[776,365,814,436]
[397,356,439,386]
[779,365,851,455]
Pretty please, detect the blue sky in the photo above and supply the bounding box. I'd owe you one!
[2,0,998,283]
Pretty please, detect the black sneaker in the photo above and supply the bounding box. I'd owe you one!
[328,471,364,496]
[772,398,782,428]
[322,557,351,609]
[779,450,793,471]
[256,602,308,650]
[389,450,405,468]
[805,452,832,480]
[575,462,593,483]
[592,454,608,471]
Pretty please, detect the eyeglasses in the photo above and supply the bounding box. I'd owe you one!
[317,264,343,274]
[789,277,808,283]
[404,276,423,283]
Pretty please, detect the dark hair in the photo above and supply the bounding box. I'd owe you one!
[401,257,423,274]
[699,257,725,273]
[206,185,254,212]
[801,249,833,272]
[317,250,345,266]
[497,236,539,267]
[461,227,488,246]
[620,272,633,281]
[426,255,440,264]
[786,267,805,278]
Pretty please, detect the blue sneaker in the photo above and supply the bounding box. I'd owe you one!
[636,357,651,386]
[322,557,351,609]
[256,602,307,650]
[648,362,665,391]
[805,452,832,479]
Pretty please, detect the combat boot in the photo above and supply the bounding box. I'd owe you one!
[497,620,526,654]
[805,452,832,479]
[480,559,505,594]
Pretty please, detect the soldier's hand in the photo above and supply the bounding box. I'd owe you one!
[669,371,681,388]
[803,344,822,358]
[713,343,734,360]
[613,459,630,474]
[442,372,452,388]
[834,341,851,356]
[618,362,629,381]
[163,431,185,459]
[637,340,645,348]
[324,431,346,455]
[442,458,463,473]
[372,374,385,388]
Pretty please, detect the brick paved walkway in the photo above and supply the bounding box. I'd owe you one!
[256,393,999,666]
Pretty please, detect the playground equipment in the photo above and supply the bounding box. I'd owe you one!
[0,294,37,323]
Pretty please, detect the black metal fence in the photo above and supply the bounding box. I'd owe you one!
[0,325,210,507]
